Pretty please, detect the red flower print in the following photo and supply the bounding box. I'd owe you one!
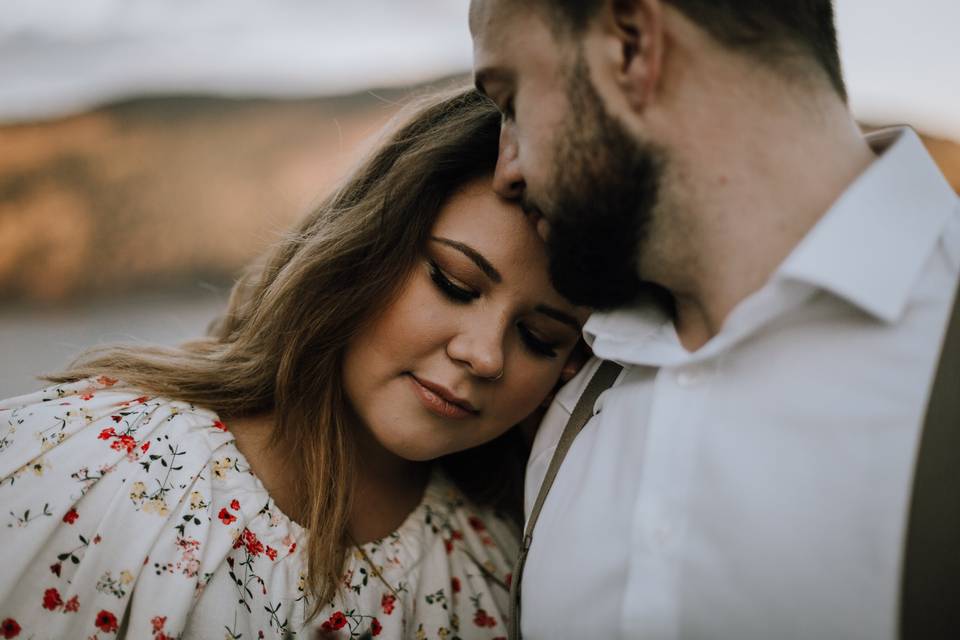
[288,542,297,554]
[473,609,497,628]
[230,499,240,511]
[451,577,461,593]
[50,562,62,577]
[1,618,20,638]
[111,415,122,423]
[468,516,486,532]
[42,587,62,611]
[96,375,119,386]
[140,441,150,453]
[64,596,79,613]
[381,593,396,615]
[265,546,278,561]
[80,393,95,401]
[444,539,453,554]
[134,395,149,404]
[110,434,136,454]
[232,528,264,556]
[451,530,464,541]
[95,610,118,633]
[320,611,347,631]
[63,508,79,524]
[98,428,116,440]
[371,618,382,636]
[93,534,102,544]
[212,420,228,431]
[218,508,236,525]
[151,616,166,632]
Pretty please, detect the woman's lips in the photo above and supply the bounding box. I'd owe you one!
[406,374,477,420]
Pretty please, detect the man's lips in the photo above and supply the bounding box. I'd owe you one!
[406,374,478,419]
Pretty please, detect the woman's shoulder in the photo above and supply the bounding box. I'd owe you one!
[0,376,232,480]
[0,377,304,639]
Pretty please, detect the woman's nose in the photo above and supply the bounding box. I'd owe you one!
[492,124,525,200]
[446,321,506,381]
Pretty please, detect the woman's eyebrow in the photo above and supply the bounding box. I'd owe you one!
[535,304,581,332]
[430,237,502,283]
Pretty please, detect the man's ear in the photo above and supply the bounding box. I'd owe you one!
[600,0,665,111]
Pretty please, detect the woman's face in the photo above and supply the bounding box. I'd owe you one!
[343,177,589,462]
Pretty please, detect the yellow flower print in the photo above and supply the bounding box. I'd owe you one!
[143,497,169,516]
[212,457,234,480]
[438,628,450,639]
[129,481,147,502]
[189,491,206,510]
[120,570,135,585]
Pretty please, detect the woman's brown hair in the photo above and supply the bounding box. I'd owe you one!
[44,87,524,615]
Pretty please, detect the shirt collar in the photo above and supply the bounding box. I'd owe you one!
[777,126,955,323]
[585,126,957,364]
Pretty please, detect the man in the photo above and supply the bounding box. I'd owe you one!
[470,1,960,638]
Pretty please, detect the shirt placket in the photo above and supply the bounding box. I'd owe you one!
[621,359,715,638]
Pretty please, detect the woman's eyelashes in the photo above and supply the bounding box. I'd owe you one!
[428,260,561,359]
[517,324,558,359]
[429,260,478,303]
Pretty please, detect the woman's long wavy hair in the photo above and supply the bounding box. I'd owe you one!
[45,87,525,614]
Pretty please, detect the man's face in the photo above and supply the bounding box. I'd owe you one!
[472,1,665,309]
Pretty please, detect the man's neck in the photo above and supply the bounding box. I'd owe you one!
[642,83,877,352]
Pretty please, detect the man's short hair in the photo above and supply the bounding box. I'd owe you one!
[533,0,847,102]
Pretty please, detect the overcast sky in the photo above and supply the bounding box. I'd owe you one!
[0,0,957,140]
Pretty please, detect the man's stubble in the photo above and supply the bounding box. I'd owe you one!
[540,52,667,311]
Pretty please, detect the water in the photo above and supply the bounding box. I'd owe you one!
[0,289,228,398]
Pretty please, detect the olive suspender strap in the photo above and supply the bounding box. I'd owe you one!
[901,275,960,638]
[508,360,623,640]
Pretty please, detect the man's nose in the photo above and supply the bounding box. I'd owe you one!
[492,124,525,200]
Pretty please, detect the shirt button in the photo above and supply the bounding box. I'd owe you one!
[653,522,674,546]
[675,367,702,387]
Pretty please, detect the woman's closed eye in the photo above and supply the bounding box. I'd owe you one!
[517,323,559,359]
[429,260,478,303]
[428,260,563,360]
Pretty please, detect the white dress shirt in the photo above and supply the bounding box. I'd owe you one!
[521,127,960,640]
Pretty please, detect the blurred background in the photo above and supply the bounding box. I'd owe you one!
[1,0,959,396]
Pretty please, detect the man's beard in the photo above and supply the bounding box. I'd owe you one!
[537,55,666,310]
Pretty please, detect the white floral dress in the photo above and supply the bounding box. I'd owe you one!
[0,377,518,640]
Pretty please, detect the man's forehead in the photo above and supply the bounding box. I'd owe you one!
[469,0,538,43]
[471,0,547,70]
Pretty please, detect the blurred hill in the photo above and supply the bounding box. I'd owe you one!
[1,95,959,305]
[0,88,420,303]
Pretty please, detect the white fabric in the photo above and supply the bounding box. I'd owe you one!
[0,378,518,639]
[522,127,960,640]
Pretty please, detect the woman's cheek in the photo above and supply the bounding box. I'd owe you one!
[505,362,562,420]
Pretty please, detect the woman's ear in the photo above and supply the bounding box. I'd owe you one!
[560,338,593,385]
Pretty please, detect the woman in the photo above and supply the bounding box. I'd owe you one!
[0,89,587,639]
